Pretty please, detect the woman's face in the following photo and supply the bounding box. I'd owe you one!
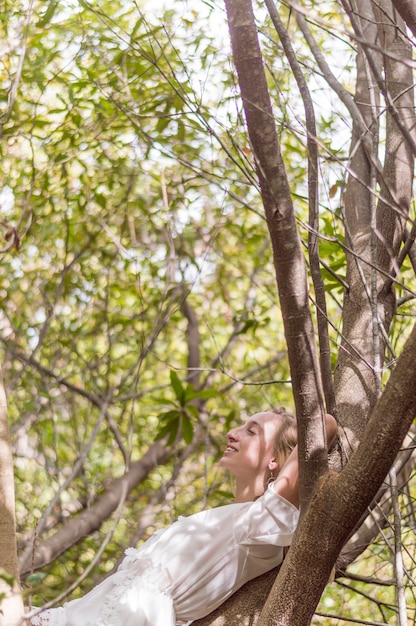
[219,411,281,481]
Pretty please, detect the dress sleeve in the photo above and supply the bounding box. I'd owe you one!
[237,483,299,546]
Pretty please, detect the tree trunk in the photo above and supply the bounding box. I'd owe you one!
[335,0,415,449]
[193,568,278,626]
[391,0,416,37]
[334,0,382,448]
[0,367,24,626]
[220,0,416,623]
[258,321,416,625]
[338,425,416,570]
[224,0,327,509]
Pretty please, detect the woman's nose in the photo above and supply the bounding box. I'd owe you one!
[227,428,239,442]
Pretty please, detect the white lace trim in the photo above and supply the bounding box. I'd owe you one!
[94,550,171,625]
[30,607,65,626]
[120,547,170,596]
[29,549,172,626]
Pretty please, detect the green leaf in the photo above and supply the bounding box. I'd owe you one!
[155,417,179,445]
[158,409,181,423]
[36,0,59,28]
[170,370,185,404]
[236,319,258,335]
[0,571,15,586]
[186,404,199,418]
[184,382,197,402]
[184,385,218,403]
[192,388,219,400]
[177,120,186,142]
[181,414,194,444]
[26,572,47,586]
[156,116,170,133]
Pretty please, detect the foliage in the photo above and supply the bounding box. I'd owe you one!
[0,0,415,623]
[1,0,294,606]
[314,472,416,624]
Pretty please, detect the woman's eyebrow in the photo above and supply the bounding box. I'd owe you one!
[247,420,262,431]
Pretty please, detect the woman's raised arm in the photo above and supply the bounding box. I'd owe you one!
[273,414,338,508]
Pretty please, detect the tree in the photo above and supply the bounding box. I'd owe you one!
[196,0,416,623]
[0,0,415,624]
[0,367,23,626]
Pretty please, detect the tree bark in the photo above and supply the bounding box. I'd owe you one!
[259,321,416,625]
[224,0,327,509]
[391,0,416,38]
[338,426,416,571]
[0,367,24,626]
[264,0,336,418]
[193,568,278,626]
[334,0,383,448]
[375,0,415,275]
[334,0,415,450]
[220,0,416,623]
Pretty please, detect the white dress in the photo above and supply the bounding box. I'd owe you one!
[30,485,299,626]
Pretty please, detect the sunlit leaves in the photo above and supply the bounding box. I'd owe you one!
[6,0,415,615]
[156,371,219,444]
[1,6,295,602]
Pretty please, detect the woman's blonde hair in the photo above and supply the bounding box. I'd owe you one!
[272,407,297,472]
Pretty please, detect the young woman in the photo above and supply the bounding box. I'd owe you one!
[28,409,335,626]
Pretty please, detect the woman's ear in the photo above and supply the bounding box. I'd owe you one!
[268,457,278,473]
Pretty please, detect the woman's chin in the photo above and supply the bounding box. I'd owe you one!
[218,455,233,472]
[218,455,227,467]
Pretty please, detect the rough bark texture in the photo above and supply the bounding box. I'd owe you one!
[391,0,416,37]
[259,322,416,625]
[338,426,416,570]
[334,0,383,449]
[0,367,24,626]
[334,0,415,451]
[224,0,326,507]
[193,568,278,626]
[375,0,415,271]
[220,0,330,623]
[216,0,416,624]
[264,0,336,419]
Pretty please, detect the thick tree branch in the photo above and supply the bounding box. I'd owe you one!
[259,321,416,624]
[224,0,327,507]
[193,567,279,626]
[19,440,171,576]
[337,426,416,571]
[391,0,416,38]
[341,0,416,157]
[181,295,201,388]
[0,366,24,623]
[264,0,336,418]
